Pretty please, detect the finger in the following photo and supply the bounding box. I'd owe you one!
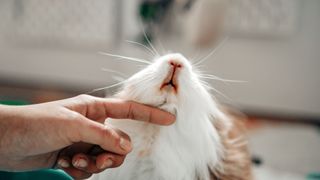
[71,152,125,173]
[57,148,102,174]
[96,152,126,169]
[59,142,93,157]
[63,95,175,125]
[57,156,71,169]
[101,99,176,125]
[61,167,92,180]
[72,153,89,169]
[72,118,132,155]
[72,153,102,173]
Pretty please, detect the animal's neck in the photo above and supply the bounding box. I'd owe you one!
[106,104,224,180]
[148,108,223,180]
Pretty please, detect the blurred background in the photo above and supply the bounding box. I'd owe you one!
[0,0,319,179]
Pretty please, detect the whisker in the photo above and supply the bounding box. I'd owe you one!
[157,37,166,55]
[136,64,150,70]
[194,37,229,66]
[199,80,212,89]
[135,76,155,85]
[193,64,206,71]
[199,74,247,83]
[190,49,201,64]
[206,85,231,101]
[153,24,166,55]
[101,68,128,78]
[99,52,151,65]
[139,20,160,56]
[86,80,126,94]
[125,40,156,56]
[111,75,126,82]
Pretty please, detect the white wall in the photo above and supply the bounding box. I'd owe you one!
[0,0,319,117]
[208,0,320,116]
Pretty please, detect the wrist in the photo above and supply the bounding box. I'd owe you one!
[0,104,15,137]
[0,105,26,154]
[0,105,16,169]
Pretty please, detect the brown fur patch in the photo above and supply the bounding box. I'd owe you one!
[210,107,253,180]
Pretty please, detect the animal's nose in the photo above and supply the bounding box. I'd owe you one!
[169,60,182,68]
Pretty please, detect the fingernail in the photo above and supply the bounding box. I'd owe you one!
[99,159,113,169]
[73,158,88,168]
[120,138,132,151]
[58,159,70,168]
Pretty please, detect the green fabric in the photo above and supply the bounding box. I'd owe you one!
[307,172,320,180]
[0,169,72,180]
[0,100,29,106]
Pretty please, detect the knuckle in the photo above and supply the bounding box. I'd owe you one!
[145,110,152,123]
[114,128,131,142]
[64,113,84,142]
[90,125,106,140]
[104,128,121,145]
[77,94,92,100]
[113,156,126,167]
[127,101,135,119]
[76,94,94,104]
[76,94,95,105]
[113,135,122,148]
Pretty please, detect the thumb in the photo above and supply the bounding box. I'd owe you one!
[70,116,132,155]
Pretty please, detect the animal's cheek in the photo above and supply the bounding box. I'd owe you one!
[135,90,165,105]
[178,69,192,79]
[176,76,191,88]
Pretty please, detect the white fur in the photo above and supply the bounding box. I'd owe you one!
[92,53,228,180]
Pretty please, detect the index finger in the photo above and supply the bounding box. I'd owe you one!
[102,99,176,125]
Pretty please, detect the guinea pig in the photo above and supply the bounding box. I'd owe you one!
[92,53,253,180]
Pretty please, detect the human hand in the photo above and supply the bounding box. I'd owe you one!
[0,95,175,179]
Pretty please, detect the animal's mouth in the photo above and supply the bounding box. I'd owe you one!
[160,62,180,93]
[162,79,176,90]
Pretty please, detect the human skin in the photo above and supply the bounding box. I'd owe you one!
[0,94,175,179]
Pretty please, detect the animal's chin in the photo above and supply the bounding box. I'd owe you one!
[158,103,177,115]
[153,95,178,115]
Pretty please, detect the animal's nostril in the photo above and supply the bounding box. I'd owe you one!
[169,61,182,68]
